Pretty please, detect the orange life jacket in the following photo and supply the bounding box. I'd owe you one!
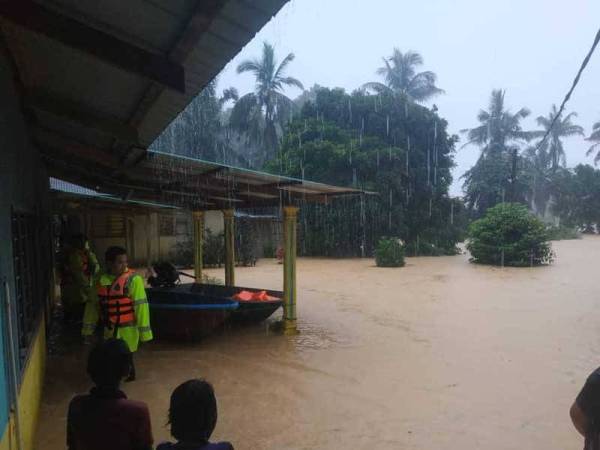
[97,270,136,330]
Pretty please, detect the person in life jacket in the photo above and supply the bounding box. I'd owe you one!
[82,246,153,382]
[61,234,99,324]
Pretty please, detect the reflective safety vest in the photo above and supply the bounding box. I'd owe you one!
[97,270,136,331]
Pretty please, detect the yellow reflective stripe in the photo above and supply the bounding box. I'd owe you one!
[138,326,152,333]
[133,299,147,306]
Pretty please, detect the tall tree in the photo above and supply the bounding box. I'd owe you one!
[586,120,600,164]
[461,89,533,153]
[229,42,303,164]
[535,104,584,171]
[461,90,535,213]
[362,49,444,103]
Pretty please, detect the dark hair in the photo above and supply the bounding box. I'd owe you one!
[105,246,127,263]
[168,379,218,442]
[87,339,131,386]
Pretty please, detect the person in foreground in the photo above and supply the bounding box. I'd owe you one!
[571,367,600,449]
[158,379,234,450]
[67,339,153,450]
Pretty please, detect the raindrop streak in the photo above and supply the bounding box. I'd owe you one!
[359,118,364,147]
[386,115,390,137]
[450,200,455,225]
[360,194,366,258]
[348,99,352,123]
[388,189,393,230]
[433,120,438,185]
[352,168,357,187]
[376,149,380,167]
[388,146,392,161]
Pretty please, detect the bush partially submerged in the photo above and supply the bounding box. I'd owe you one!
[375,237,405,267]
[467,203,553,266]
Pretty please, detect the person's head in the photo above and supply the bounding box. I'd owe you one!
[105,246,128,275]
[87,339,131,388]
[168,379,218,443]
[70,233,88,251]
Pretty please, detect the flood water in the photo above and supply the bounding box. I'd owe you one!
[36,237,600,449]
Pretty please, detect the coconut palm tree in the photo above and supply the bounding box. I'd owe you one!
[535,104,584,171]
[229,42,303,162]
[586,120,600,164]
[362,49,443,103]
[461,89,534,153]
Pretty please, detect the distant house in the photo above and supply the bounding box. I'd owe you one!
[51,177,225,265]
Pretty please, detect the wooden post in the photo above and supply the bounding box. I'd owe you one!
[223,209,235,287]
[193,211,204,282]
[282,206,299,334]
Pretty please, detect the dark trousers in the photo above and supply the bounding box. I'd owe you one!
[126,351,136,381]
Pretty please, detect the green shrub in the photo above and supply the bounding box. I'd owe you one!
[375,237,405,267]
[546,225,581,241]
[467,203,553,266]
[170,230,224,268]
[203,229,224,267]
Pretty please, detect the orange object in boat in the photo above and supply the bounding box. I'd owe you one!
[233,290,280,302]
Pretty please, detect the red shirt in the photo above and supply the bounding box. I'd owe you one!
[67,387,153,450]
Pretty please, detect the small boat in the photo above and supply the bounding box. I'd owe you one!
[147,283,239,340]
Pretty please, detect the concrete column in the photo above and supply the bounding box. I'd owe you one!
[282,206,299,334]
[193,211,204,282]
[222,209,235,287]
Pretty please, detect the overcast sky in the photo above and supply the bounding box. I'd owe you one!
[217,0,600,196]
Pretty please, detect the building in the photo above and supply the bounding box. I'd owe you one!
[0,1,291,448]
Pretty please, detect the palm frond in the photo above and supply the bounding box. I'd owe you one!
[274,52,295,79]
[237,59,262,75]
[278,76,304,91]
[362,82,392,95]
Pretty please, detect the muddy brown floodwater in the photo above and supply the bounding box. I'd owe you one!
[36,237,600,449]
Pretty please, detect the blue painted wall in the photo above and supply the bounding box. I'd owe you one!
[0,47,50,438]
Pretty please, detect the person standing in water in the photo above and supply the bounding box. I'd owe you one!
[60,234,99,325]
[82,246,152,381]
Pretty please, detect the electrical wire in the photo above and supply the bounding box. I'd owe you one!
[535,26,600,151]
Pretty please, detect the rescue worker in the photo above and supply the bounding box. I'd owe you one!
[60,234,99,325]
[82,246,153,382]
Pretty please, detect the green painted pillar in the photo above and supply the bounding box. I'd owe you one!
[282,206,299,334]
[193,211,204,282]
[223,209,235,287]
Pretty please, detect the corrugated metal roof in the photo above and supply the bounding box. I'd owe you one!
[1,0,290,178]
[51,150,370,211]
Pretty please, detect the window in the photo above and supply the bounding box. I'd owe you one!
[11,211,49,367]
[91,214,126,238]
[159,215,175,236]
